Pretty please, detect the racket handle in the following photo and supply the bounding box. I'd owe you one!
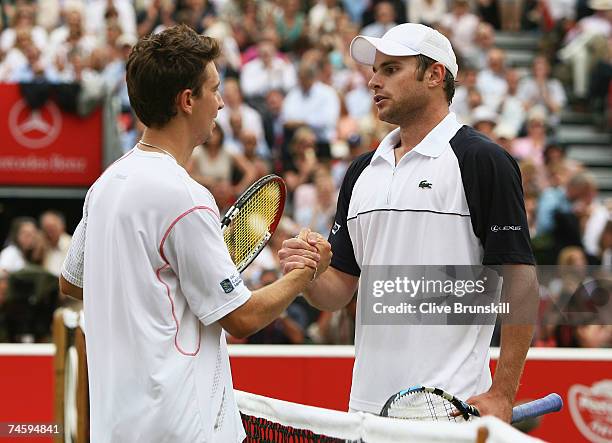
[511,393,563,423]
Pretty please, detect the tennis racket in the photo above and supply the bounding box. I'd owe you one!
[380,385,563,423]
[221,174,286,273]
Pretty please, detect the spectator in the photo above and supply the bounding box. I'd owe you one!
[499,0,523,31]
[498,68,526,136]
[294,167,337,234]
[187,124,257,199]
[275,0,307,52]
[308,0,343,39]
[407,0,447,27]
[476,48,508,111]
[599,220,612,270]
[39,211,72,277]
[511,106,548,165]
[308,294,356,344]
[0,217,38,273]
[450,64,479,123]
[240,130,271,179]
[471,105,498,138]
[466,22,496,70]
[558,0,611,98]
[217,77,269,157]
[0,3,47,53]
[281,62,340,159]
[48,1,97,61]
[239,36,297,103]
[261,88,286,166]
[518,55,567,126]
[359,1,396,38]
[85,0,136,39]
[440,0,480,59]
[283,126,320,193]
[344,63,373,119]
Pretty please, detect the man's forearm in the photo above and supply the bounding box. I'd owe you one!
[491,324,534,401]
[491,265,538,402]
[303,267,358,311]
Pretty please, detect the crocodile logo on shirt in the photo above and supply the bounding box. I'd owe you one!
[419,180,432,189]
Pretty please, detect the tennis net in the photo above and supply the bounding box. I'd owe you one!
[236,390,544,443]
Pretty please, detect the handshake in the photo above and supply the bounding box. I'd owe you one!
[278,228,333,281]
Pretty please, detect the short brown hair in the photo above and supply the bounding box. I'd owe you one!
[415,54,455,105]
[126,25,220,128]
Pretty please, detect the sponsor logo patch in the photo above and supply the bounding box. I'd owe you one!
[490,225,522,233]
[220,273,243,294]
[331,222,341,235]
[569,380,612,443]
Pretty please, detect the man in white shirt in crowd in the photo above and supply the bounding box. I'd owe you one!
[217,77,269,157]
[239,37,297,102]
[360,1,397,38]
[476,48,509,111]
[282,62,340,158]
[59,25,329,443]
[40,210,71,277]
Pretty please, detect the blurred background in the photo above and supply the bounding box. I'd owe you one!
[0,0,611,350]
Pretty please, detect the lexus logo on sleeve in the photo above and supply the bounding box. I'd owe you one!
[490,225,522,233]
[8,99,62,149]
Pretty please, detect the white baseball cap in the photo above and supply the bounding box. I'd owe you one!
[350,23,458,78]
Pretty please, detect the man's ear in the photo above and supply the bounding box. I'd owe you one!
[428,63,446,88]
[177,89,194,115]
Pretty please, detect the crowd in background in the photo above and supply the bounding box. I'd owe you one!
[0,0,611,347]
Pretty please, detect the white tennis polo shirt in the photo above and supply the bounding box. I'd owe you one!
[328,113,534,414]
[62,148,250,442]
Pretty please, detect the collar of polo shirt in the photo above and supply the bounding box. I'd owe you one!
[372,112,463,164]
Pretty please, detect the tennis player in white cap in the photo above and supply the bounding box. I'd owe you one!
[280,23,538,422]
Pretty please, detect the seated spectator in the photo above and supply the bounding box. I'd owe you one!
[344,64,373,119]
[465,22,495,70]
[283,126,320,193]
[217,78,269,157]
[239,36,297,103]
[599,220,612,270]
[471,105,498,139]
[498,68,526,135]
[450,64,478,123]
[48,1,97,62]
[558,0,611,98]
[187,124,257,205]
[308,294,356,344]
[294,167,338,235]
[85,0,136,39]
[240,130,271,179]
[518,56,567,126]
[440,0,480,59]
[275,0,307,52]
[407,0,447,27]
[359,1,397,38]
[511,106,548,165]
[243,269,309,344]
[476,48,508,111]
[499,0,523,31]
[308,0,344,40]
[282,62,340,159]
[0,217,38,273]
[0,3,47,53]
[39,210,72,277]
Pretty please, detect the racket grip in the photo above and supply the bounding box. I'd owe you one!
[511,393,563,423]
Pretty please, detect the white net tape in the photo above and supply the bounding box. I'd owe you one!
[236,390,545,443]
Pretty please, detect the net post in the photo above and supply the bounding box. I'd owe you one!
[75,325,89,443]
[52,308,67,443]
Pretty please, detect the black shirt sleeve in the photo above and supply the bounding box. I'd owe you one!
[328,151,374,276]
[451,127,535,265]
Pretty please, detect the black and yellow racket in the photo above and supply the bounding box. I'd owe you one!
[221,174,286,272]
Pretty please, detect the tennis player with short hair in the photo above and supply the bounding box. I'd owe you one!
[280,23,538,422]
[59,25,326,442]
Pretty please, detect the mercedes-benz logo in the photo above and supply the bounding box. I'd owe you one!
[8,99,62,149]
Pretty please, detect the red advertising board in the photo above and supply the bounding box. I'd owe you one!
[0,345,610,443]
[0,84,102,186]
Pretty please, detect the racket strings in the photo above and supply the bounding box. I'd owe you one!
[389,392,462,422]
[224,181,282,269]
